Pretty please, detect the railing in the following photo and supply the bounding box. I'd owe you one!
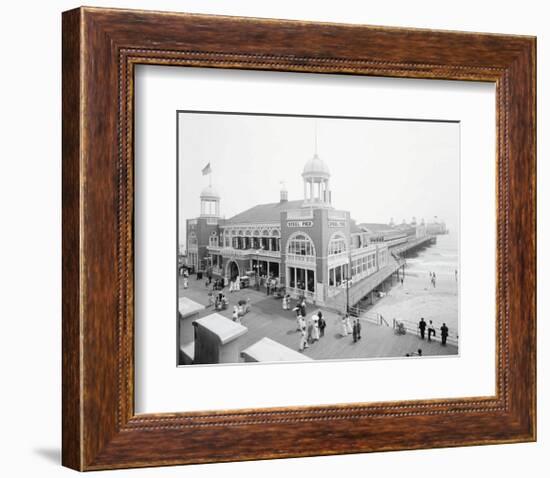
[286,287,315,301]
[349,306,390,327]
[391,318,458,347]
[217,247,282,259]
[219,247,251,257]
[286,253,315,265]
[327,251,349,267]
[392,235,435,256]
[256,250,281,259]
[351,247,374,258]
[385,237,408,248]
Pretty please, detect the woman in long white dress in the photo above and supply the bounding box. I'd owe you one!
[299,328,308,351]
[345,314,353,335]
[312,314,320,342]
[340,315,348,336]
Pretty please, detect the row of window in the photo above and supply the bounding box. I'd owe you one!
[328,235,346,255]
[351,253,377,278]
[222,228,280,238]
[194,231,361,258]
[287,234,315,256]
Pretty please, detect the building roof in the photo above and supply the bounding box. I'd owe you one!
[358,223,395,232]
[226,199,304,224]
[349,220,363,234]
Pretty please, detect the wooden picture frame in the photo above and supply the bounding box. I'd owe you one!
[62,6,536,471]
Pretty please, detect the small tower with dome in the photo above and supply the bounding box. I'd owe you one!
[200,184,220,218]
[302,124,332,207]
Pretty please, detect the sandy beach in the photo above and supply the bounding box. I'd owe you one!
[368,234,459,335]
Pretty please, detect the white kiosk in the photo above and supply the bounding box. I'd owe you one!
[240,337,313,363]
[192,313,248,364]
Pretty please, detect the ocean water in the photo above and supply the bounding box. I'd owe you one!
[405,231,459,280]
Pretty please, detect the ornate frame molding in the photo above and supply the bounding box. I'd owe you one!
[62,7,536,470]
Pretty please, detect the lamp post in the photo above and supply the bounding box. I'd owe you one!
[346,274,350,315]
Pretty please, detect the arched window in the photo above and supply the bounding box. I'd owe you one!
[221,230,229,247]
[328,233,347,255]
[271,229,280,237]
[286,233,315,257]
[209,231,218,247]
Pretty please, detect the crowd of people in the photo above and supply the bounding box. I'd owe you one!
[189,268,453,354]
[291,298,327,352]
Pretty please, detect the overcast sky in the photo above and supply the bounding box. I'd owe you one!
[178,112,459,247]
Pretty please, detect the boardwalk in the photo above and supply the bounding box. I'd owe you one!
[179,276,458,364]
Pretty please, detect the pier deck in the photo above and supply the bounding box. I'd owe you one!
[179,276,457,363]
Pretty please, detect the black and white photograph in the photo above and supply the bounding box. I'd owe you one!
[177,112,459,365]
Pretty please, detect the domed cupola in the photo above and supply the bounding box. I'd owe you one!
[200,185,220,200]
[302,123,332,206]
[302,154,330,179]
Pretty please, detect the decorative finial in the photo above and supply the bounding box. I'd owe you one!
[314,121,318,156]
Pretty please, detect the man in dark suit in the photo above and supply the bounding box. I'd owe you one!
[440,323,449,346]
[317,311,326,338]
[356,319,362,340]
[352,320,358,343]
[299,299,306,319]
[418,318,427,339]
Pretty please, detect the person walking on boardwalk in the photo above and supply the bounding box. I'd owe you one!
[418,317,427,339]
[299,298,307,319]
[339,315,348,337]
[318,311,326,338]
[440,323,449,345]
[299,328,308,352]
[293,305,302,331]
[356,319,362,340]
[312,313,320,342]
[345,313,353,335]
[427,320,436,341]
[306,314,314,343]
[352,319,358,343]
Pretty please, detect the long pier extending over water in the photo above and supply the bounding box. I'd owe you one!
[325,234,437,313]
